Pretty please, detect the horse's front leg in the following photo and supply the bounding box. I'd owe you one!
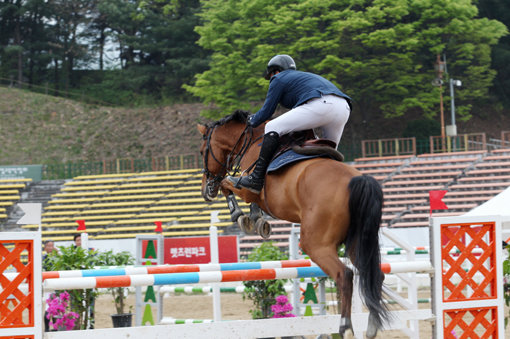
[223,190,256,234]
[225,191,244,222]
[249,203,271,239]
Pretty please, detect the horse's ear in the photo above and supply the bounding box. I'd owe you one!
[197,124,207,135]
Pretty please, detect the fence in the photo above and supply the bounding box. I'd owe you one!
[429,133,487,153]
[502,131,510,148]
[361,137,416,158]
[42,154,202,179]
[40,145,363,180]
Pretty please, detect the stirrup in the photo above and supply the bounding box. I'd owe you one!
[228,175,263,194]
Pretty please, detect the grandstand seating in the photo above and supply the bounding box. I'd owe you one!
[7,148,510,257]
[0,178,31,223]
[31,169,249,242]
[383,151,487,227]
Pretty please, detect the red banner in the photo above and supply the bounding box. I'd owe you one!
[163,236,239,264]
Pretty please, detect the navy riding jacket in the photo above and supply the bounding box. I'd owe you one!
[249,70,351,128]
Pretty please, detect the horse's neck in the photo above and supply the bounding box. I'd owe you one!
[240,130,264,170]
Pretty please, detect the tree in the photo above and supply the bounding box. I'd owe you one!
[477,0,510,108]
[86,0,209,103]
[186,0,507,122]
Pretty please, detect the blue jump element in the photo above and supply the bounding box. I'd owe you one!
[219,262,261,271]
[153,272,201,285]
[82,268,126,277]
[296,266,327,278]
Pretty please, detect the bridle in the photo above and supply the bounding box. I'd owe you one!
[201,123,256,197]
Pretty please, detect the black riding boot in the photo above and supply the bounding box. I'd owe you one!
[236,131,280,193]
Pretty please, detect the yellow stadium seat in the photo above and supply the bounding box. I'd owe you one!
[0,184,25,189]
[64,179,125,186]
[48,198,98,204]
[52,191,110,198]
[0,195,20,200]
[62,185,119,191]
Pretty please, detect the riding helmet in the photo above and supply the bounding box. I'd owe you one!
[264,54,296,79]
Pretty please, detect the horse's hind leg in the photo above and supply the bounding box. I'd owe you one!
[302,245,354,338]
[337,265,354,338]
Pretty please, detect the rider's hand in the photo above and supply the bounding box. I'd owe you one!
[247,115,255,126]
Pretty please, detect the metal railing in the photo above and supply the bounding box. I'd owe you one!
[429,133,486,153]
[42,154,202,180]
[502,131,510,148]
[361,137,416,158]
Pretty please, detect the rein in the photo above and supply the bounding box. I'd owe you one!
[202,123,258,186]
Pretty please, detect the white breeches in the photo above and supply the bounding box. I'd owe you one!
[265,95,351,148]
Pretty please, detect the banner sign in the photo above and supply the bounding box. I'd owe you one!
[163,235,239,264]
[0,165,42,181]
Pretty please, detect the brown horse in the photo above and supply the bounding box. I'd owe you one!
[197,110,388,338]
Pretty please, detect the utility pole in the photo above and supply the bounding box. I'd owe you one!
[435,54,446,151]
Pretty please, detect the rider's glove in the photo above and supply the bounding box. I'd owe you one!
[247,115,255,126]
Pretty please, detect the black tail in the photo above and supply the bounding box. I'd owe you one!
[345,175,389,328]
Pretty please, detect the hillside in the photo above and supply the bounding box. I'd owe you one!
[0,87,208,165]
[0,86,509,166]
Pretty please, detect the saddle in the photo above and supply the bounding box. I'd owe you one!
[275,130,344,162]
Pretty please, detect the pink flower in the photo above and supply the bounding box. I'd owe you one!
[46,292,79,330]
[271,294,296,318]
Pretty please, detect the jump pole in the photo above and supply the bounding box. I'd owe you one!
[41,259,316,280]
[43,266,329,291]
[39,259,431,281]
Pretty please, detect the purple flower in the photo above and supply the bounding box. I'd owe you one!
[271,294,296,318]
[46,292,79,330]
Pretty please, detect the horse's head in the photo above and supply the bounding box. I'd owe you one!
[197,110,252,201]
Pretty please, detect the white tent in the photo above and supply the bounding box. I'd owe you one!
[463,185,510,218]
[463,185,510,240]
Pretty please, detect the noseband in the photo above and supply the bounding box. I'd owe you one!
[202,123,254,193]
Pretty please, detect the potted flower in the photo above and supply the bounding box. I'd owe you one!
[271,295,296,318]
[98,250,135,327]
[46,292,80,331]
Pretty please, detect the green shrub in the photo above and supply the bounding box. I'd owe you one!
[242,242,288,319]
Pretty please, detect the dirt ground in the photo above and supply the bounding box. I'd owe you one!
[87,289,510,338]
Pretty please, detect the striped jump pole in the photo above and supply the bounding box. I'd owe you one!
[44,266,328,291]
[41,259,433,281]
[43,261,433,291]
[42,259,315,281]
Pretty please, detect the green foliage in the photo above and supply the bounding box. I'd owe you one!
[242,242,288,319]
[97,250,135,314]
[45,245,101,329]
[503,244,510,327]
[0,0,209,105]
[187,0,507,121]
[402,119,440,140]
[478,0,510,108]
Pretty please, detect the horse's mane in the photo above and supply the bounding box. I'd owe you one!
[212,110,250,127]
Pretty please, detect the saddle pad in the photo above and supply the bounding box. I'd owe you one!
[267,149,325,173]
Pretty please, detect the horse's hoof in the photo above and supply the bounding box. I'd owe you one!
[366,312,379,338]
[238,215,255,234]
[339,328,355,339]
[255,218,271,239]
[230,209,244,222]
[365,327,378,339]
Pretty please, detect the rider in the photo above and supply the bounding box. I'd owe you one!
[232,54,352,193]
